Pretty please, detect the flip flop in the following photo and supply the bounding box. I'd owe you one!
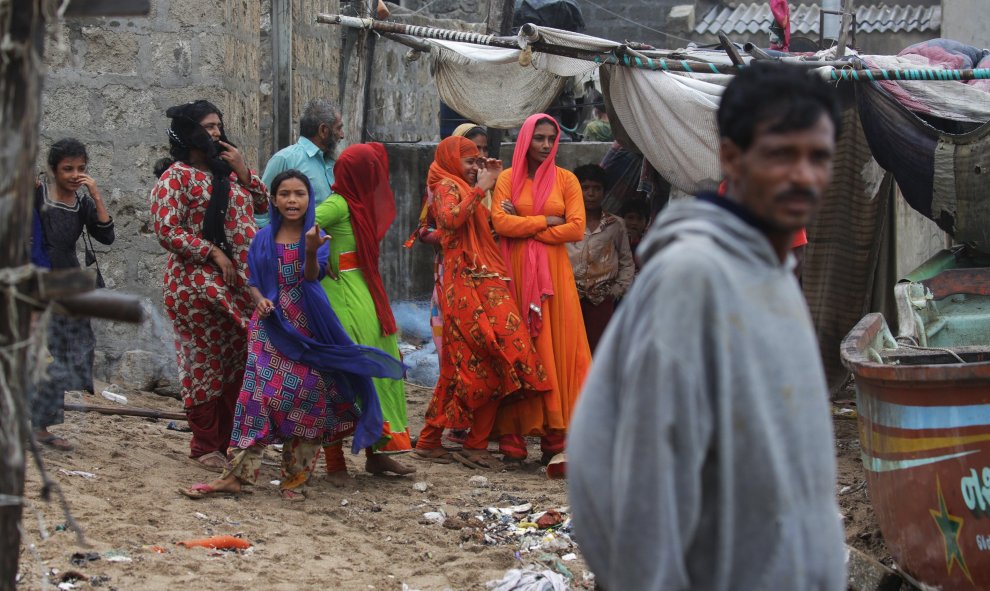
[38,434,74,451]
[452,451,504,471]
[280,488,306,502]
[409,449,454,464]
[178,482,237,500]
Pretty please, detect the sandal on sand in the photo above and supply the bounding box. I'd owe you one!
[280,488,306,502]
[452,451,504,471]
[178,482,237,500]
[188,451,229,473]
[38,434,74,451]
[409,449,454,464]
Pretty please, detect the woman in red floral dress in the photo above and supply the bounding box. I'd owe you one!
[150,100,268,471]
[412,136,550,470]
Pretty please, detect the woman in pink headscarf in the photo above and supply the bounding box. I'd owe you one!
[489,114,592,466]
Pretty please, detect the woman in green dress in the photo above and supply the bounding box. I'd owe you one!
[316,142,415,481]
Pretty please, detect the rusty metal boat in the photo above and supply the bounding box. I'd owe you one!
[841,247,990,590]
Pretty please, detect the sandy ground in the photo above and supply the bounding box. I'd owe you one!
[833,393,891,567]
[16,382,589,591]
[16,383,885,590]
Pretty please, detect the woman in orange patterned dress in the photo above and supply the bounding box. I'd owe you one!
[412,136,550,470]
[490,113,592,465]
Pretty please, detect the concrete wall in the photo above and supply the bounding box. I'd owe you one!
[894,187,948,280]
[258,0,342,165]
[365,12,484,143]
[942,0,989,49]
[398,0,487,24]
[41,0,262,387]
[290,0,341,149]
[581,0,687,47]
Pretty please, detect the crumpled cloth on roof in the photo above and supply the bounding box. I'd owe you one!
[863,39,990,123]
[606,67,730,194]
[857,81,990,253]
[486,567,570,591]
[430,40,566,129]
[429,26,612,129]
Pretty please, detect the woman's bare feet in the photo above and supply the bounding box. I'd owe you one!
[365,453,416,476]
[36,430,73,451]
[280,488,306,502]
[178,474,241,499]
[324,470,352,488]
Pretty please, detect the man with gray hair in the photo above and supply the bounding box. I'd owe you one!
[257,99,344,227]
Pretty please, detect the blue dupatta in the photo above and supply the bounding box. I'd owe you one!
[247,176,404,453]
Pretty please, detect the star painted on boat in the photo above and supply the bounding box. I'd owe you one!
[929,476,973,583]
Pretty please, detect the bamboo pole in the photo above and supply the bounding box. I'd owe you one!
[317,14,990,82]
[63,403,186,422]
[57,290,145,323]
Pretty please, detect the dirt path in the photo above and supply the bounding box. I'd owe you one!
[17,383,588,591]
[17,384,882,590]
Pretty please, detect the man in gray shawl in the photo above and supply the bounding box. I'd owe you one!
[567,62,846,591]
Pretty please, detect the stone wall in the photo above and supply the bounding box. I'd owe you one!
[41,0,262,388]
[290,0,341,151]
[397,0,488,24]
[258,0,342,165]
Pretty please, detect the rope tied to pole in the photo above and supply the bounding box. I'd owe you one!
[0,263,87,547]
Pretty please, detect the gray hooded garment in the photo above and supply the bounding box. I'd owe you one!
[567,197,846,591]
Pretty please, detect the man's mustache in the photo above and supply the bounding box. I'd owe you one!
[775,188,818,202]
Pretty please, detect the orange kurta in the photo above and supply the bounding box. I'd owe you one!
[425,180,550,433]
[490,167,592,437]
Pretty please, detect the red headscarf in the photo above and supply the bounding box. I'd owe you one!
[332,143,397,336]
[501,113,560,337]
[428,136,509,276]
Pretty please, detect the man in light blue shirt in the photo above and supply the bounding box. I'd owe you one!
[257,99,344,227]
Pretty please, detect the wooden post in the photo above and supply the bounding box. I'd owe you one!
[485,0,516,155]
[271,0,293,151]
[339,0,375,144]
[836,0,854,58]
[0,3,45,587]
[0,3,147,588]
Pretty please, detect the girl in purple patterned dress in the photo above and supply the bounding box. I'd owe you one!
[180,170,403,501]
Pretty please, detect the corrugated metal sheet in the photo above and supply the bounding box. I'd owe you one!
[694,3,942,36]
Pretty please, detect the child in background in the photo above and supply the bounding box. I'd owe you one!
[566,164,635,352]
[617,198,651,273]
[180,170,402,501]
[31,138,115,451]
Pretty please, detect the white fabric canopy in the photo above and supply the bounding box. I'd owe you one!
[607,68,730,193]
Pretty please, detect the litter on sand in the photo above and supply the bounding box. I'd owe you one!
[177,535,252,550]
[58,469,96,479]
[486,566,569,591]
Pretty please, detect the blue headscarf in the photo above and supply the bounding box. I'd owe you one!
[247,170,404,453]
